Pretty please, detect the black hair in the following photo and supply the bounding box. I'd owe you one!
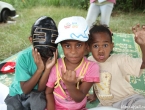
[88,24,113,45]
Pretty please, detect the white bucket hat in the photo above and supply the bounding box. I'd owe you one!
[55,16,89,44]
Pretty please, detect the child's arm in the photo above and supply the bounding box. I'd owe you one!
[38,50,58,91]
[132,24,145,69]
[62,70,93,102]
[45,87,55,110]
[20,48,45,94]
[87,87,97,103]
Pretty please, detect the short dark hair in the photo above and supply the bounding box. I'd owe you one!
[88,24,113,45]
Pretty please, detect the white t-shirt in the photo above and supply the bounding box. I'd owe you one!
[88,54,143,106]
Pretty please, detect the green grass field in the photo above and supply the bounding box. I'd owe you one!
[0,6,145,62]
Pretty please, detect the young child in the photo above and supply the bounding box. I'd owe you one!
[45,16,100,110]
[87,24,145,109]
[4,16,58,110]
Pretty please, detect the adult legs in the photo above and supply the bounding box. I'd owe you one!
[86,3,100,29]
[100,3,114,26]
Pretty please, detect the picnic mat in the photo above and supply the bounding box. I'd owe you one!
[0,33,145,108]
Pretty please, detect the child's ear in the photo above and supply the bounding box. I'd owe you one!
[29,36,33,43]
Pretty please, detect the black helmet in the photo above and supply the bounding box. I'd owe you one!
[31,16,58,58]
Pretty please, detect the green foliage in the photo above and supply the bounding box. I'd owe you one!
[1,0,24,10]
[114,0,133,12]
[45,0,145,12]
[1,0,145,12]
[1,0,89,10]
[48,0,89,10]
[114,0,145,12]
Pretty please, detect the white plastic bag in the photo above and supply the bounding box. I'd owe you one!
[0,83,8,110]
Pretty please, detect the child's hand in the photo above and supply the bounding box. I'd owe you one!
[61,67,84,89]
[87,94,97,103]
[132,24,145,45]
[61,69,77,87]
[45,49,58,69]
[32,48,44,71]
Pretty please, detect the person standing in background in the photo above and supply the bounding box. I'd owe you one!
[86,0,116,29]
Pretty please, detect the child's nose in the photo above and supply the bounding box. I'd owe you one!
[70,47,77,54]
[98,47,104,52]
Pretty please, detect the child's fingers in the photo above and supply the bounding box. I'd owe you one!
[61,66,66,79]
[132,24,141,38]
[37,52,41,60]
[65,70,72,79]
[62,70,74,81]
[32,47,36,56]
[32,47,35,56]
[71,71,78,81]
[132,24,141,34]
[142,25,145,31]
[35,48,40,61]
[52,49,58,62]
[136,24,141,32]
[132,26,136,34]
[34,48,42,64]
[76,76,84,83]
[32,48,38,61]
[89,99,95,103]
[54,49,58,58]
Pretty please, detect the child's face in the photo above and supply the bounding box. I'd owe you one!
[89,32,113,62]
[61,40,87,64]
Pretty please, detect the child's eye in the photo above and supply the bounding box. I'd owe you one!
[65,45,70,48]
[93,44,98,48]
[103,44,108,47]
[76,43,82,47]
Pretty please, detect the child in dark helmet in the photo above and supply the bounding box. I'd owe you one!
[4,16,58,110]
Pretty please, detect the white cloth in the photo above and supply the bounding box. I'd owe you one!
[88,106,120,110]
[0,83,8,110]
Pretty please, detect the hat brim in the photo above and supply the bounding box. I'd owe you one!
[55,36,88,44]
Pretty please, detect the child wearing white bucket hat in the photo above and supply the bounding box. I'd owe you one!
[45,16,100,110]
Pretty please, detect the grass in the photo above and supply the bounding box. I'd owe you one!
[0,6,145,62]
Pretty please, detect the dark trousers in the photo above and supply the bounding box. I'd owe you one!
[4,91,46,110]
